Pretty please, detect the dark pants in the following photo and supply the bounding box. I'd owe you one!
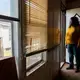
[67,44,80,69]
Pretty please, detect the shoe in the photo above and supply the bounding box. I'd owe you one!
[66,66,74,70]
[75,69,80,73]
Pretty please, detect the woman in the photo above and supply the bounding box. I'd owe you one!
[65,16,80,72]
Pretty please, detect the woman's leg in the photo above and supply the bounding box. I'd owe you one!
[73,44,80,72]
[77,47,80,67]
[67,44,74,69]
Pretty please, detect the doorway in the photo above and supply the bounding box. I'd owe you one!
[66,8,80,64]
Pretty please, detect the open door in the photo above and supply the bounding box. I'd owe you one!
[60,2,66,67]
[66,8,80,64]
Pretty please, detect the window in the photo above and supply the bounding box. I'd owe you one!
[27,53,42,68]
[25,0,47,70]
[0,0,20,76]
[0,0,19,58]
[0,0,18,18]
[0,21,12,57]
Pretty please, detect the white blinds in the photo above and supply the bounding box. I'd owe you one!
[25,0,47,53]
[26,0,47,26]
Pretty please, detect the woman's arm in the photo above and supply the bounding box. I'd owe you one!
[65,28,70,45]
[77,27,80,47]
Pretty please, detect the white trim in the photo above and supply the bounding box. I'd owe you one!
[26,61,46,76]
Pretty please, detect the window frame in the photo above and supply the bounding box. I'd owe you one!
[0,0,22,77]
[26,46,45,70]
[0,0,20,56]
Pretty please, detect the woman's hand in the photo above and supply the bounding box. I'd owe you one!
[65,45,67,48]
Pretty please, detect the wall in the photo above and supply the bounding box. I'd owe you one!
[27,46,60,80]
[0,57,18,80]
[27,0,61,80]
[62,0,66,6]
[66,8,80,63]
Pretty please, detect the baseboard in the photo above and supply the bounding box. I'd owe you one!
[66,62,70,64]
[60,62,66,69]
[59,61,76,70]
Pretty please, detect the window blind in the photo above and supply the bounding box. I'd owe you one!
[25,0,47,53]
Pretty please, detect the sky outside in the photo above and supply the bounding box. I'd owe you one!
[0,0,11,48]
[0,0,10,16]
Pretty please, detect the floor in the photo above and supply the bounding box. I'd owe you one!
[61,63,80,80]
[59,63,80,80]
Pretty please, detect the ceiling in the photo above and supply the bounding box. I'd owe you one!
[66,0,80,9]
[66,0,77,3]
